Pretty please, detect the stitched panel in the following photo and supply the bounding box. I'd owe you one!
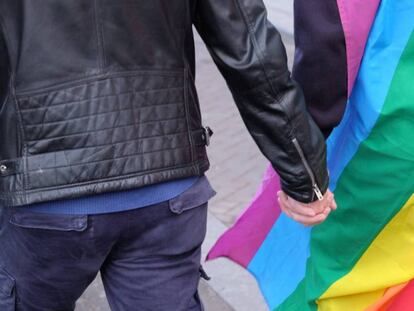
[14,73,194,190]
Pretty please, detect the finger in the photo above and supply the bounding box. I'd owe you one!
[278,196,292,217]
[309,211,331,225]
[312,202,326,215]
[324,192,336,211]
[325,193,334,211]
[306,207,332,225]
[327,191,335,204]
[326,194,334,207]
[291,212,329,226]
[288,202,317,217]
[283,195,317,217]
[279,191,289,202]
[289,204,318,217]
[323,207,332,215]
[288,207,329,225]
[312,191,333,214]
[311,195,328,214]
[331,197,338,211]
[277,192,285,207]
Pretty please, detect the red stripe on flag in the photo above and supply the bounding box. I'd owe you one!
[387,280,414,311]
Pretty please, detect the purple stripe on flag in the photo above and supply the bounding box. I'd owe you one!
[207,165,282,267]
[337,0,381,96]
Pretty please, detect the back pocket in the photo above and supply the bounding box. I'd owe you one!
[169,177,216,214]
[9,212,88,232]
[0,267,16,311]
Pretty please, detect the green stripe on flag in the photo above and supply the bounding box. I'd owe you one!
[277,30,414,311]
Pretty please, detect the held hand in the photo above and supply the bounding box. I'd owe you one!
[277,190,337,226]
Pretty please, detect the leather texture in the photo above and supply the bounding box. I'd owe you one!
[0,0,328,206]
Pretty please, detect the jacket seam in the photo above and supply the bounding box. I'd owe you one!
[232,0,297,141]
[97,1,107,69]
[0,18,28,199]
[0,92,9,118]
[19,87,184,111]
[23,101,184,126]
[232,0,301,141]
[233,0,283,102]
[25,145,190,173]
[10,76,29,198]
[0,159,206,197]
[0,18,11,111]
[16,69,184,97]
[93,0,105,71]
[0,14,14,71]
[182,68,197,167]
[186,67,203,122]
[0,134,200,173]
[27,130,191,154]
[25,114,186,143]
[233,74,286,95]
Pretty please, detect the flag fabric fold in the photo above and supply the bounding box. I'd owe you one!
[208,1,414,310]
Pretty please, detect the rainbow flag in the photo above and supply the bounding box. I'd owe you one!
[208,0,414,310]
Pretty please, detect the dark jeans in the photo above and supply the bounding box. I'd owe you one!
[0,179,215,311]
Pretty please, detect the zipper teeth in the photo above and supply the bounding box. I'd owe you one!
[292,138,316,184]
[292,138,318,201]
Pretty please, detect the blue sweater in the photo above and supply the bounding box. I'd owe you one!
[15,177,199,214]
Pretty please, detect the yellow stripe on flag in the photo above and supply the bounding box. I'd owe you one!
[316,194,414,311]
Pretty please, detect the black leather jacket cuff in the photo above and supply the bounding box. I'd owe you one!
[281,169,329,204]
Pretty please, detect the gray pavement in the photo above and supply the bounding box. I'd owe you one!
[265,0,294,35]
[76,2,294,310]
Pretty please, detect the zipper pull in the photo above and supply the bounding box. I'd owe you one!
[313,184,324,201]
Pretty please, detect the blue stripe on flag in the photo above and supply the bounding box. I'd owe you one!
[327,0,414,191]
[248,214,311,310]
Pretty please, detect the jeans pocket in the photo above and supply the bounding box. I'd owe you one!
[0,267,16,311]
[8,211,88,232]
[169,177,216,214]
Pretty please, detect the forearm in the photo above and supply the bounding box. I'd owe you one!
[194,0,328,202]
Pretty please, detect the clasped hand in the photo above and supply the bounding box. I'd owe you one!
[277,190,337,226]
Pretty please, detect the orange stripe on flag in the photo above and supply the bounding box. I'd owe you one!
[365,283,408,311]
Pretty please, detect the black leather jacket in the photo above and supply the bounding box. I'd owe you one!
[0,0,328,207]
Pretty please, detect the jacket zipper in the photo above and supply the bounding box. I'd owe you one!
[292,138,324,201]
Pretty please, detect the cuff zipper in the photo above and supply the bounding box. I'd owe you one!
[292,138,324,201]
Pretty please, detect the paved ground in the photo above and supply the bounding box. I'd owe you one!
[76,279,233,311]
[76,2,294,310]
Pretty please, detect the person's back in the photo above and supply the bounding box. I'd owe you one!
[0,1,332,310]
[0,1,210,206]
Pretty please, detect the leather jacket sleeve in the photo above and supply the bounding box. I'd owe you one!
[193,0,329,203]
